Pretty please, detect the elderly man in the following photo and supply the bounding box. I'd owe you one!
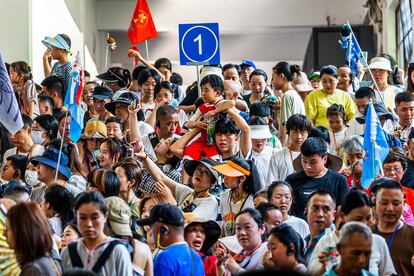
[323,222,373,276]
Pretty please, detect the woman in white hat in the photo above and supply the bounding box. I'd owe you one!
[369,56,398,109]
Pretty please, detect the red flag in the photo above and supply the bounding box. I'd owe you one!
[128,0,158,45]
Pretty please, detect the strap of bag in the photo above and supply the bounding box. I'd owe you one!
[68,242,83,268]
[91,240,123,273]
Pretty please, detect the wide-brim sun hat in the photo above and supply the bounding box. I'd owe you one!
[293,71,314,92]
[96,68,124,83]
[31,148,71,180]
[80,121,107,140]
[250,125,272,140]
[369,57,392,72]
[184,158,220,182]
[355,102,398,124]
[183,213,221,253]
[293,153,343,173]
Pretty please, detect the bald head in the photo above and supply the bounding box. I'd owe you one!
[224,80,242,100]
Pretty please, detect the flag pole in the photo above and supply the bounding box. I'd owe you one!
[196,65,201,98]
[55,110,69,182]
[346,21,385,105]
[105,33,110,69]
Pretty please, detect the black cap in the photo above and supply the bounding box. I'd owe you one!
[105,92,138,114]
[92,86,113,100]
[140,204,184,226]
[96,68,123,83]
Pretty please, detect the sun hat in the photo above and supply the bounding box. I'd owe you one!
[239,60,256,70]
[184,158,220,182]
[92,86,113,100]
[212,160,251,178]
[80,121,107,140]
[369,57,392,72]
[42,34,71,52]
[106,196,133,237]
[140,204,184,227]
[105,92,138,115]
[200,66,224,81]
[31,148,71,180]
[355,102,398,124]
[183,213,221,253]
[250,125,272,140]
[293,72,314,92]
[293,152,343,173]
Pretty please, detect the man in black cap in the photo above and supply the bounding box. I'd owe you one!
[140,204,204,276]
[89,86,113,123]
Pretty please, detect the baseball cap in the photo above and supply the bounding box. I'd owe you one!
[106,196,132,237]
[105,92,138,115]
[139,204,184,226]
[369,57,392,72]
[308,71,320,80]
[92,86,113,100]
[239,60,256,70]
[96,68,124,83]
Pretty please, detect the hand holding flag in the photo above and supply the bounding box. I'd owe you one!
[361,103,390,189]
[64,53,84,142]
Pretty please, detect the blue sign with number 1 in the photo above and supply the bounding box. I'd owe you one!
[179,23,220,66]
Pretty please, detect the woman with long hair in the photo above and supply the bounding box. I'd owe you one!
[5,202,61,275]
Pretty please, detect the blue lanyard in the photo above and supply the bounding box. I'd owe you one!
[376,223,401,250]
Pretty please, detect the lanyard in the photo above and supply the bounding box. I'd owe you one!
[17,145,34,159]
[234,243,262,268]
[332,130,346,156]
[228,191,248,231]
[376,223,401,250]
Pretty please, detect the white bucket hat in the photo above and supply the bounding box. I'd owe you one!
[250,125,272,140]
[293,71,314,92]
[369,57,392,72]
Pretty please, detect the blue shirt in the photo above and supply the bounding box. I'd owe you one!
[154,243,204,276]
[323,265,375,276]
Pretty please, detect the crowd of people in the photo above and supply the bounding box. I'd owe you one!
[1,32,414,276]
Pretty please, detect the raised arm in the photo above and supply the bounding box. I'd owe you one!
[128,101,143,143]
[128,49,162,77]
[43,49,52,77]
[169,128,202,159]
[228,107,251,157]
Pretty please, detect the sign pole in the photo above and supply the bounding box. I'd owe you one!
[196,65,201,98]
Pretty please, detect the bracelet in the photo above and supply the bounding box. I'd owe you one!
[142,153,148,161]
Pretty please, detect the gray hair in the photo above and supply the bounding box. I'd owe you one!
[338,221,372,245]
[229,81,242,94]
[342,135,364,154]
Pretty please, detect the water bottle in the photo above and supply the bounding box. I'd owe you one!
[207,118,216,145]
[325,234,339,271]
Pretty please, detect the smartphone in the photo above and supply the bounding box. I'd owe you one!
[126,147,134,158]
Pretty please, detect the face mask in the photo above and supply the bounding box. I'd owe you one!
[170,99,179,108]
[25,170,39,187]
[31,130,46,145]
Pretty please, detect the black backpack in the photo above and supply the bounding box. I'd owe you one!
[68,240,123,273]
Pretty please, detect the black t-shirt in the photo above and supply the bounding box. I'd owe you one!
[401,158,414,189]
[285,169,349,219]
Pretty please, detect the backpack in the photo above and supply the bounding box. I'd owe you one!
[68,240,123,273]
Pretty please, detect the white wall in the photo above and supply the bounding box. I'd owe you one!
[0,0,31,63]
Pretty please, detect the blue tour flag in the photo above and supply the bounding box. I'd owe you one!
[345,24,362,76]
[64,53,84,142]
[361,103,390,189]
[0,53,23,135]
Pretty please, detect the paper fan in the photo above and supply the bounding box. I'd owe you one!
[0,204,20,275]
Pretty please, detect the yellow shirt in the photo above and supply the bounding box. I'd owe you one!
[305,89,357,129]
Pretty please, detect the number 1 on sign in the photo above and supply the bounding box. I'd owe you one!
[194,34,202,55]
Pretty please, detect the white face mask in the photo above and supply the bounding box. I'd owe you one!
[25,170,39,187]
[31,130,46,145]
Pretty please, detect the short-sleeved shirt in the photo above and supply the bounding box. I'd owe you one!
[285,170,349,219]
[51,62,72,94]
[266,147,300,186]
[154,243,204,276]
[17,79,40,118]
[304,89,356,129]
[376,224,414,276]
[281,89,306,124]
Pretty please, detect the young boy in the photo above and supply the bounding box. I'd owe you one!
[184,75,235,160]
[146,81,188,134]
[42,33,72,92]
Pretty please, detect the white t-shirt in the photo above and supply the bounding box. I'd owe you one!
[328,128,347,156]
[307,231,396,275]
[284,215,310,240]
[220,189,254,237]
[252,146,277,187]
[2,145,45,170]
[266,147,300,186]
[175,183,218,221]
[347,112,394,137]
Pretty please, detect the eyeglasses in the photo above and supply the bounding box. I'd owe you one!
[384,167,403,174]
